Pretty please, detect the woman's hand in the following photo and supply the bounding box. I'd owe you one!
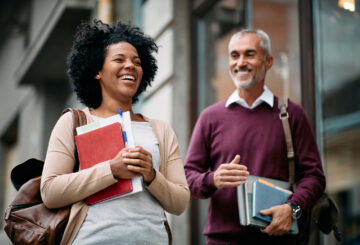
[110,148,140,179]
[123,146,155,183]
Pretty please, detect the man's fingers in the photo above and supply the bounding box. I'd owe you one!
[218,175,248,182]
[260,205,293,236]
[218,169,249,177]
[230,154,241,164]
[219,163,247,171]
[217,181,244,188]
[214,156,250,189]
[260,208,272,216]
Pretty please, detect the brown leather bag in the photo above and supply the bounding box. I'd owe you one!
[3,109,86,245]
[278,98,341,244]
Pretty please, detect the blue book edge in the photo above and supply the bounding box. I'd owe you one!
[252,179,298,233]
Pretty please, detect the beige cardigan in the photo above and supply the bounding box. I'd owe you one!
[40,108,190,245]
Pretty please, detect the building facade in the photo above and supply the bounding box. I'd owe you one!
[1,0,359,244]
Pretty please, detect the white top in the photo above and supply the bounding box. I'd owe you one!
[72,119,167,245]
[225,85,274,109]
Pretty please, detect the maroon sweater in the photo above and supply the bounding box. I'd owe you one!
[185,97,325,242]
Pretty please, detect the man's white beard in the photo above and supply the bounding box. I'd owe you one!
[229,71,256,90]
[229,64,266,90]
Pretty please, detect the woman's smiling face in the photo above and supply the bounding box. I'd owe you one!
[97,41,143,103]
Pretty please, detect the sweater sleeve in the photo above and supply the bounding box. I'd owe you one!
[146,120,190,215]
[287,105,326,211]
[184,111,218,199]
[40,111,118,208]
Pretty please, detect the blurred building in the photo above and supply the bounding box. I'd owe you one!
[0,0,359,244]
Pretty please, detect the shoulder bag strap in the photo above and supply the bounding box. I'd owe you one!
[61,108,87,172]
[278,97,296,189]
[62,108,87,136]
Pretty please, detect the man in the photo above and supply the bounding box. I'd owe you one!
[184,29,326,244]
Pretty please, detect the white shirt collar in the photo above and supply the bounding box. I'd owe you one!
[225,86,274,109]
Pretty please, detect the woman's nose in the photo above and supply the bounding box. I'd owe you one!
[124,60,135,69]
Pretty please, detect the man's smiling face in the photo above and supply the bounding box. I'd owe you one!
[228,33,272,90]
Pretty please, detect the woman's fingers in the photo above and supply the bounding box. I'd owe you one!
[123,146,152,166]
[110,148,140,179]
[123,158,148,166]
[123,151,151,162]
[128,145,151,155]
[122,146,155,182]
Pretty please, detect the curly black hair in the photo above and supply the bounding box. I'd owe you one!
[67,19,158,108]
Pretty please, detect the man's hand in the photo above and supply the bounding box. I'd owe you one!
[213,155,249,189]
[260,203,293,235]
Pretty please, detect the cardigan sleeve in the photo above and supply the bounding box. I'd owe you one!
[145,119,190,215]
[40,111,118,208]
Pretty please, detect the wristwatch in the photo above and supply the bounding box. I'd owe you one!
[286,201,302,220]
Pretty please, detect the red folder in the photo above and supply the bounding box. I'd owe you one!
[75,122,133,205]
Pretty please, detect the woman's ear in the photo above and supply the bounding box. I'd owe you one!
[94,71,102,80]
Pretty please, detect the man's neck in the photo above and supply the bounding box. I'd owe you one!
[237,83,264,107]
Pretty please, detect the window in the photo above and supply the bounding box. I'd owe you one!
[314,0,360,242]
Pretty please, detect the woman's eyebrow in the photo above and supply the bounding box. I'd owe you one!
[112,54,140,59]
[112,53,125,57]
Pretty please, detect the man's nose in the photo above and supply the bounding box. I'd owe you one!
[236,55,247,67]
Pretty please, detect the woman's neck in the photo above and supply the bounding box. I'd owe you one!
[91,100,145,122]
[91,98,131,116]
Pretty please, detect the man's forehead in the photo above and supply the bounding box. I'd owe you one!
[229,33,261,52]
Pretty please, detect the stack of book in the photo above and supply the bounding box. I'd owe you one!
[75,111,142,205]
[237,175,298,234]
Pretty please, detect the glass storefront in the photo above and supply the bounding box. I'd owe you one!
[192,2,246,243]
[314,0,360,244]
[252,0,301,104]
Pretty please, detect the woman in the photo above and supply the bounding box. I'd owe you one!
[40,19,190,245]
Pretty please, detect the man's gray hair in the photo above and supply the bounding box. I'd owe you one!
[228,29,271,55]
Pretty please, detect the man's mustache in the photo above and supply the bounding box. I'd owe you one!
[233,65,253,73]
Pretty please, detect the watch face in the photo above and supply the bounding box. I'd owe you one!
[287,202,302,220]
[292,207,302,220]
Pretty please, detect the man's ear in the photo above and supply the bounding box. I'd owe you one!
[265,55,274,70]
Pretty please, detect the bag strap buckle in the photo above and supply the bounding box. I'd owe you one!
[279,111,289,119]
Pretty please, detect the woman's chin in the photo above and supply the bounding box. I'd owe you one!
[117,91,137,101]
